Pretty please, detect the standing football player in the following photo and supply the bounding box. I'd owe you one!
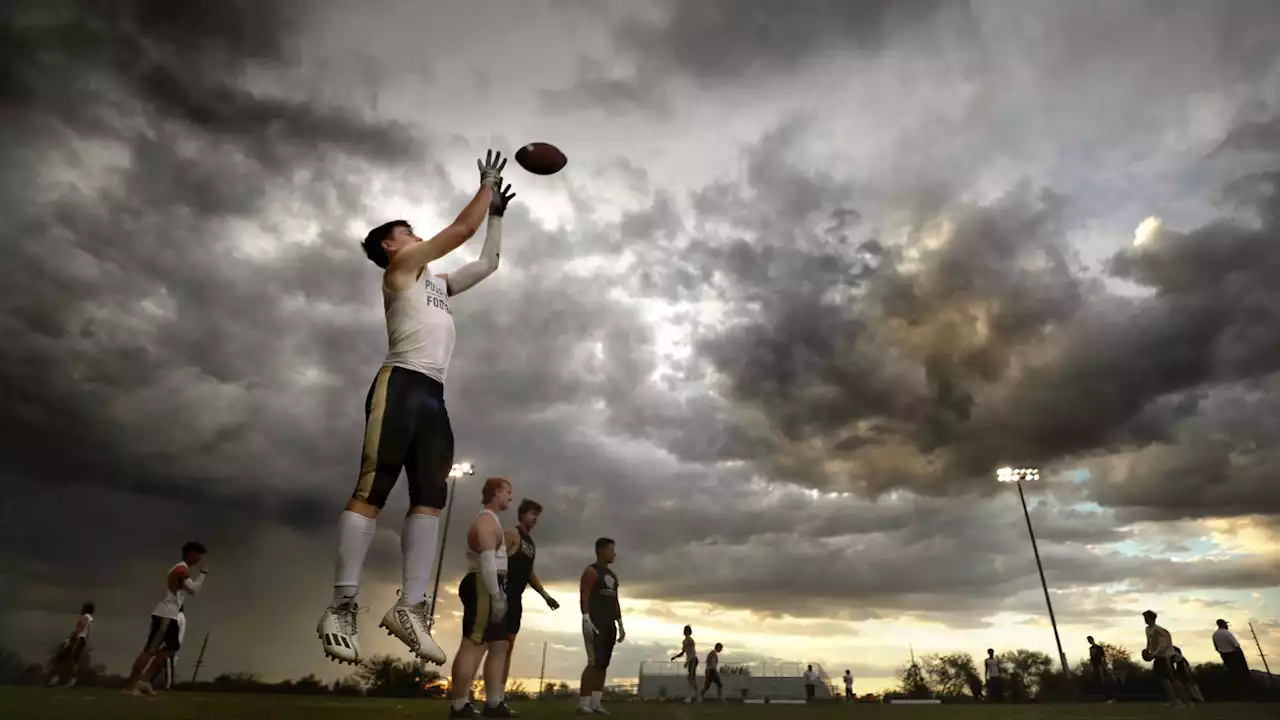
[671,625,698,703]
[122,542,207,697]
[317,151,516,667]
[448,477,516,718]
[501,499,560,692]
[578,538,624,715]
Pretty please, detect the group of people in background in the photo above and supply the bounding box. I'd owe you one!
[671,625,725,703]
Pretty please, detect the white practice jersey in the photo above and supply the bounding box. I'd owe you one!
[76,613,94,640]
[466,510,508,574]
[152,562,193,619]
[382,272,455,384]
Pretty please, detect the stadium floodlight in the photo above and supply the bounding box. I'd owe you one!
[429,461,477,618]
[996,467,1070,677]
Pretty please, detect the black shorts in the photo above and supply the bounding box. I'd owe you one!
[584,619,617,670]
[705,669,722,687]
[352,366,454,509]
[459,572,507,645]
[686,658,699,679]
[1153,656,1173,679]
[61,637,87,662]
[504,597,523,636]
[144,615,181,654]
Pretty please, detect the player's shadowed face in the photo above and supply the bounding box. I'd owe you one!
[598,543,616,564]
[493,482,513,512]
[521,510,540,531]
[382,224,421,261]
[185,551,204,566]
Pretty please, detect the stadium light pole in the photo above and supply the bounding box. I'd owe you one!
[428,461,475,619]
[997,467,1070,676]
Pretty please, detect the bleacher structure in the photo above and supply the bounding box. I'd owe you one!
[637,660,835,702]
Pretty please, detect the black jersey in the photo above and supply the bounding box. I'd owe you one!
[506,528,536,598]
[587,563,620,622]
[1089,644,1105,667]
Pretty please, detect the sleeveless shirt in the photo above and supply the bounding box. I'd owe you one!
[466,509,509,576]
[152,562,190,619]
[506,527,536,598]
[382,272,455,383]
[587,562,620,622]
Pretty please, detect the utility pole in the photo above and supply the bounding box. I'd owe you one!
[1248,622,1273,681]
[998,467,1070,676]
[190,632,210,683]
[539,642,547,698]
[429,462,475,620]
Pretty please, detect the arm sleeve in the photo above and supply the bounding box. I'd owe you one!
[445,216,502,295]
[181,573,206,594]
[479,549,502,597]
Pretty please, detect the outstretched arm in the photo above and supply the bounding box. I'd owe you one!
[445,182,514,296]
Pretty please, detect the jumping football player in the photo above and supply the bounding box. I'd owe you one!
[317,151,516,667]
[448,477,516,718]
[47,602,94,687]
[579,538,624,715]
[671,625,699,703]
[122,542,207,697]
[501,498,560,690]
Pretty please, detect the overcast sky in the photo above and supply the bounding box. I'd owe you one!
[2,0,1279,693]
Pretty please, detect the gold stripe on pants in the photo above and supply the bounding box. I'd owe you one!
[471,584,491,645]
[354,366,394,500]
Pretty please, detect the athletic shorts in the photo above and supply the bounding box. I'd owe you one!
[64,637,87,661]
[1153,656,1173,680]
[504,597,523,636]
[705,669,722,687]
[686,658,699,679]
[145,615,182,653]
[352,366,454,509]
[459,572,507,645]
[584,619,617,670]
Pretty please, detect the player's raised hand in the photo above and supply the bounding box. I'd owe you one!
[489,180,515,216]
[477,149,506,190]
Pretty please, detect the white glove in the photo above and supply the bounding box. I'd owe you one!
[582,614,599,635]
[489,594,507,624]
[617,620,626,643]
[477,150,506,190]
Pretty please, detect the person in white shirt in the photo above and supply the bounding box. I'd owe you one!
[701,644,725,702]
[803,665,818,702]
[1213,619,1253,699]
[671,625,699,703]
[318,151,513,669]
[48,602,94,688]
[122,542,208,697]
[842,669,854,702]
[983,649,1003,702]
[1141,610,1189,707]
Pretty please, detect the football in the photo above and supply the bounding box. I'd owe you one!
[514,142,567,175]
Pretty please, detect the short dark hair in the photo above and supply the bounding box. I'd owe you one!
[81,601,95,615]
[182,541,207,557]
[683,625,692,635]
[517,498,543,518]
[595,537,615,553]
[362,220,410,268]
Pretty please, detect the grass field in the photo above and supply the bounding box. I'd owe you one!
[7,687,1274,720]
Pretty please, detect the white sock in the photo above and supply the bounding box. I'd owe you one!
[452,697,469,711]
[591,690,602,708]
[401,513,439,605]
[333,511,376,605]
[485,681,504,706]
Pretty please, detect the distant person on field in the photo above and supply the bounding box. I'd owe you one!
[803,664,818,702]
[1087,635,1113,702]
[48,602,94,688]
[843,669,854,702]
[1213,619,1253,700]
[984,649,1003,702]
[1141,610,1190,707]
[701,643,725,702]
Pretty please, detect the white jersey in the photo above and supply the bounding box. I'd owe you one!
[466,510,508,574]
[985,656,1001,679]
[843,672,853,688]
[382,272,455,383]
[152,562,194,619]
[1213,628,1241,653]
[76,613,93,640]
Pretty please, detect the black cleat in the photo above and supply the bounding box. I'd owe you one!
[448,702,480,718]
[481,702,516,717]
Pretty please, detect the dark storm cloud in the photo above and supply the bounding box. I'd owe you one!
[546,0,955,111]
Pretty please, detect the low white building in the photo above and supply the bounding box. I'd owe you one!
[637,660,836,702]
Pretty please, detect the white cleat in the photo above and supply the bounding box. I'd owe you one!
[591,707,610,715]
[317,602,364,665]
[378,594,446,665]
